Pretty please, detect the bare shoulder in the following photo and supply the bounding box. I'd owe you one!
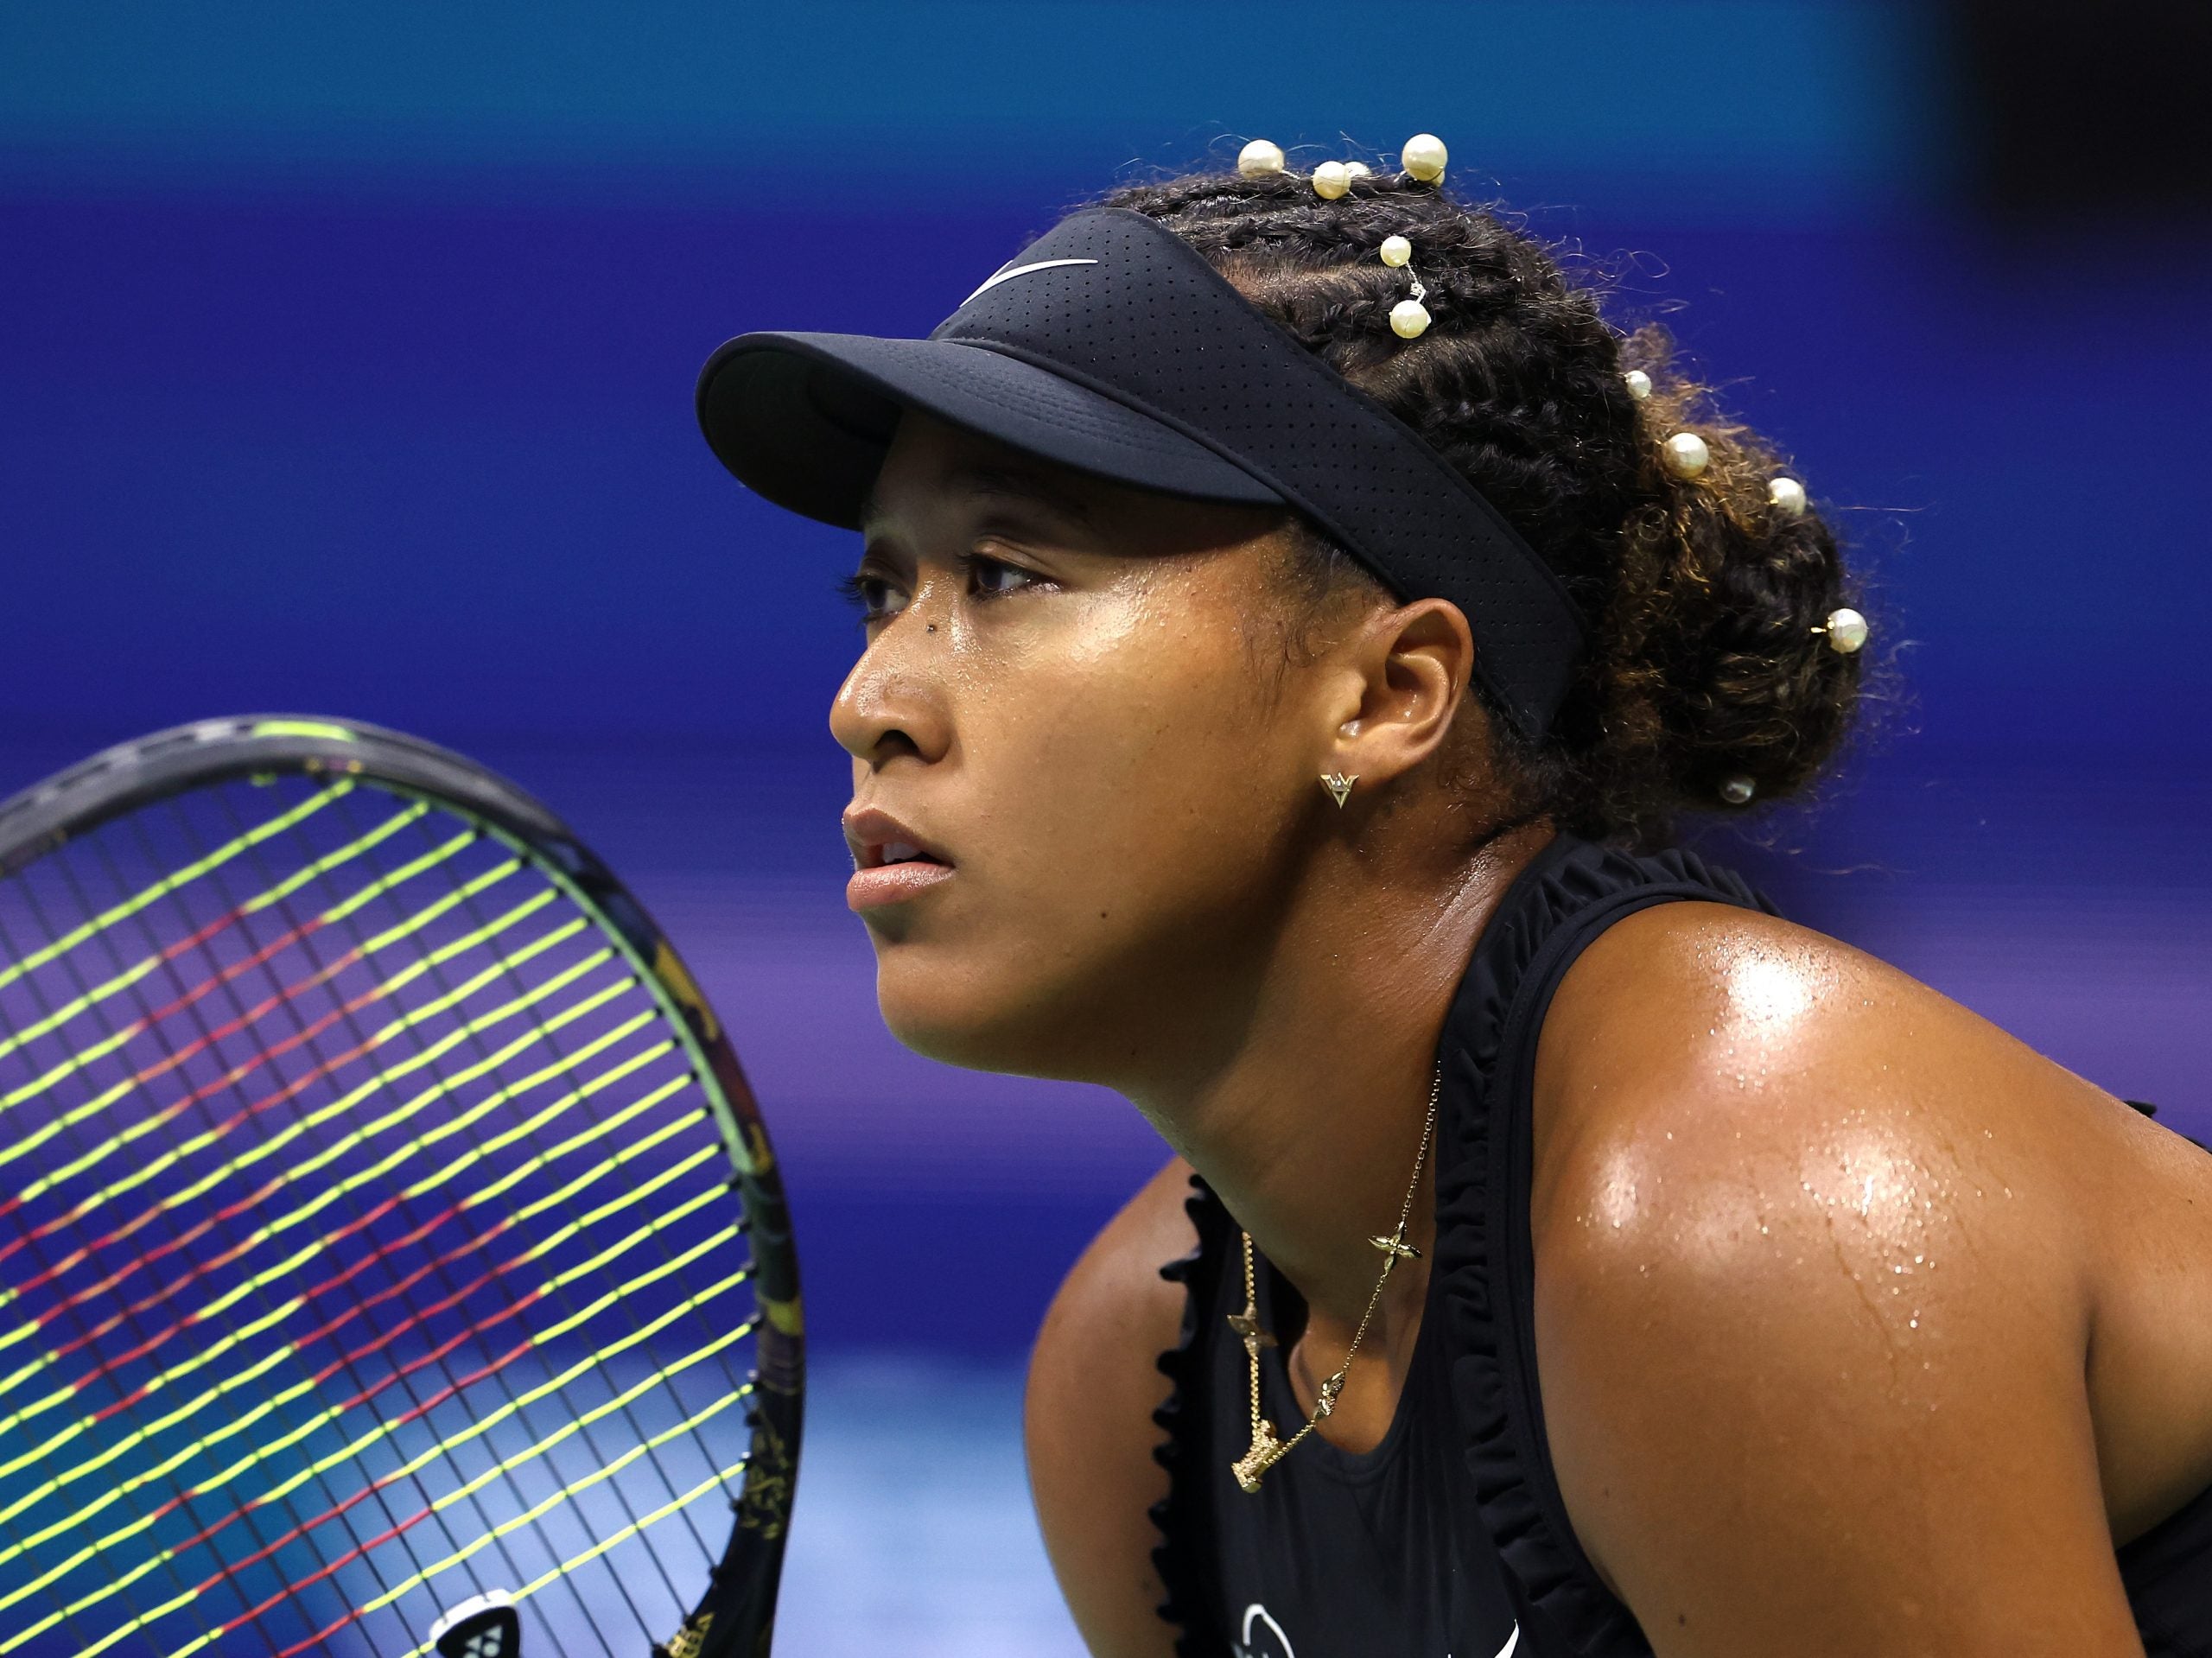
[1026,1154,1198,1658]
[1534,899,2212,1243]
[1525,900,2212,1652]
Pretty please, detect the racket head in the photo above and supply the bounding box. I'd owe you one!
[0,716,801,1658]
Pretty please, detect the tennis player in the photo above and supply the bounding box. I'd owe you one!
[695,141,2212,1656]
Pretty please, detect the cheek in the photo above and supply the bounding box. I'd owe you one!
[971,607,1281,920]
[873,587,1306,1052]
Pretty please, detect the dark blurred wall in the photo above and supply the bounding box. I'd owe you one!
[1947,0,2212,217]
[3,3,2208,1351]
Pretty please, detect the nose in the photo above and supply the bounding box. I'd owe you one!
[829,607,954,771]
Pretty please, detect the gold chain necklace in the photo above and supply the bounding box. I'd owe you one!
[1229,1058,1442,1494]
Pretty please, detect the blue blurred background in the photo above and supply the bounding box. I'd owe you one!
[3,3,2207,1649]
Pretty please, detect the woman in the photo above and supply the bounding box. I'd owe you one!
[695,141,2212,1656]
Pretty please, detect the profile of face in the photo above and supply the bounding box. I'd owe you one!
[830,411,1301,1082]
[830,411,1481,1088]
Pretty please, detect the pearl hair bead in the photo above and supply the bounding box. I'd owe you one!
[1390,298,1432,339]
[1623,369,1652,402]
[1344,161,1373,180]
[1662,432,1710,478]
[1719,775,1757,806]
[1378,234,1413,268]
[1237,138,1286,178]
[1769,476,1808,518]
[1821,607,1870,655]
[1312,161,1351,200]
[1401,132,1448,182]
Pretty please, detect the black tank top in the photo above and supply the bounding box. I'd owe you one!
[1149,833,2212,1657]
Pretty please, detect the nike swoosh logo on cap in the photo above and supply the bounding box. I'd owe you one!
[961,257,1099,306]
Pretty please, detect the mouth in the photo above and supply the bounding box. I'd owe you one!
[843,808,956,912]
[856,836,949,871]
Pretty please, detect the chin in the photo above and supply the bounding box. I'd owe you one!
[871,951,1087,1080]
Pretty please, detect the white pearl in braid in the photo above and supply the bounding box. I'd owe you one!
[1377,235,1432,340]
[1238,138,1286,177]
[1662,432,1711,478]
[1817,607,1870,655]
[1401,132,1448,182]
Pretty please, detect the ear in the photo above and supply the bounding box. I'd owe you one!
[1318,598,1476,791]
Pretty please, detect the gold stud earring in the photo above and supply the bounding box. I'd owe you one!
[1321,772,1357,808]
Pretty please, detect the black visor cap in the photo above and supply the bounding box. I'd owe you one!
[695,208,1585,738]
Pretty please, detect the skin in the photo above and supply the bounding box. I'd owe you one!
[829,410,2212,1657]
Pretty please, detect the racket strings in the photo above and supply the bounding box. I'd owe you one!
[238,785,736,1623]
[218,785,767,1638]
[0,782,365,1002]
[28,796,725,1658]
[0,869,579,1261]
[0,872,320,1658]
[0,795,460,1174]
[93,797,613,1642]
[0,794,572,1655]
[28,816,501,1658]
[0,776,763,1656]
[129,786,724,1656]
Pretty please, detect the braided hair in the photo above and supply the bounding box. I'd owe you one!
[1098,167,1861,849]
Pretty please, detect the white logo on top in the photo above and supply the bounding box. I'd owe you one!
[961,257,1099,306]
[1233,1601,1519,1658]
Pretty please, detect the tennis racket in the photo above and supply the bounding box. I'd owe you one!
[0,716,801,1658]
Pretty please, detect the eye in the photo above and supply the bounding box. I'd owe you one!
[835,569,906,626]
[963,550,1043,600]
[836,549,1048,629]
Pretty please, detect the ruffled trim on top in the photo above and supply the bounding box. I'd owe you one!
[1150,1173,1233,1656]
[1433,836,1764,1656]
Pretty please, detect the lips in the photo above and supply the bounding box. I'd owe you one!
[842,804,955,912]
[842,805,951,870]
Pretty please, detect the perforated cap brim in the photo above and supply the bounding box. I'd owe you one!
[696,332,1286,530]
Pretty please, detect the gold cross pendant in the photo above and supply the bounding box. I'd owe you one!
[1226,1303,1276,1362]
[1232,1419,1287,1494]
[1368,1226,1421,1265]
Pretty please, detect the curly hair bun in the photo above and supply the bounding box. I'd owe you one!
[1594,327,1859,834]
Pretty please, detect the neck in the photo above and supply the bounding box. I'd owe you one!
[1119,818,1553,1343]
